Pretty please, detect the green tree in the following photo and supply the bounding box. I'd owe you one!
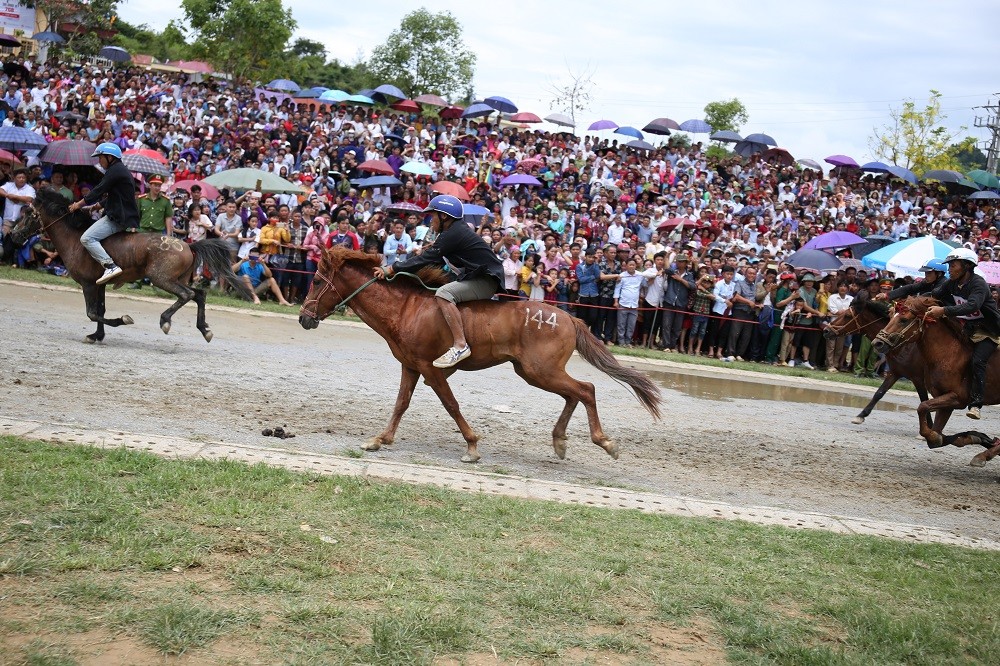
[367,8,476,101]
[26,0,121,54]
[115,19,193,62]
[869,90,969,175]
[703,98,748,133]
[180,0,295,83]
[950,140,988,173]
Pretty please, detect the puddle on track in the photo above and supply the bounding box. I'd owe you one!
[645,368,913,413]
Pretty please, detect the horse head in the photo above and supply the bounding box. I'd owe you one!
[299,247,346,329]
[8,207,41,246]
[872,295,936,354]
[824,295,890,340]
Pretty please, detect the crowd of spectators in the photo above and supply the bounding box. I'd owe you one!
[1,57,998,375]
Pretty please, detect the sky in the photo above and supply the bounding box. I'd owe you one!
[119,0,1000,169]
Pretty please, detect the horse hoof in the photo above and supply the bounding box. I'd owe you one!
[203,330,213,343]
[83,336,96,344]
[361,439,382,451]
[460,453,481,463]
[122,315,134,325]
[851,416,864,425]
[161,322,171,334]
[604,442,619,460]
[970,455,988,468]
[553,437,567,460]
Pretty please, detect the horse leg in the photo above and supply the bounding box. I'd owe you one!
[511,362,577,460]
[151,281,195,334]
[82,284,134,343]
[914,384,933,431]
[919,394,961,448]
[192,288,212,342]
[421,368,481,463]
[852,370,899,425]
[970,438,1000,467]
[364,366,420,451]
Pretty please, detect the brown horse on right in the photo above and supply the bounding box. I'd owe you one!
[874,295,1000,466]
[298,247,661,463]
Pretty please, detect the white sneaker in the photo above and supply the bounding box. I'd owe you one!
[801,361,815,370]
[785,360,795,367]
[433,345,472,368]
[967,406,981,420]
[96,264,124,285]
[723,356,735,362]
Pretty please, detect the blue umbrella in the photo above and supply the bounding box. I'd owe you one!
[743,132,776,146]
[267,79,300,92]
[862,236,954,277]
[614,126,643,140]
[679,119,712,133]
[0,126,47,151]
[886,165,917,184]
[319,89,350,102]
[785,249,843,272]
[374,83,406,99]
[351,176,403,188]
[625,140,655,151]
[356,89,377,98]
[99,46,131,63]
[854,235,895,260]
[733,140,768,158]
[464,204,490,216]
[861,161,891,173]
[710,130,742,142]
[484,96,517,114]
[970,190,1000,200]
[462,103,495,119]
[346,94,374,105]
[296,89,321,98]
[31,31,64,43]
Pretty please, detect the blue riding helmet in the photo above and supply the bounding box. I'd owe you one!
[918,260,947,273]
[422,194,464,219]
[91,142,123,159]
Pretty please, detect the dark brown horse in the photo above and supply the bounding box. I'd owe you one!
[298,247,662,463]
[824,296,933,428]
[874,295,1000,466]
[10,188,252,343]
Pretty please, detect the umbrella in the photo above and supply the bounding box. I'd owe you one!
[122,153,170,176]
[462,103,495,118]
[762,147,794,166]
[439,106,465,120]
[615,126,643,140]
[499,174,542,187]
[656,217,695,231]
[463,204,489,216]
[977,262,1000,286]
[345,94,374,105]
[625,140,655,151]
[387,202,423,213]
[319,89,350,102]
[203,168,302,194]
[0,148,22,164]
[970,190,1000,201]
[861,236,954,278]
[854,235,896,259]
[861,161,892,173]
[785,249,843,272]
[510,112,541,123]
[39,140,98,166]
[743,133,777,146]
[733,140,768,158]
[588,119,618,131]
[374,83,406,100]
[124,148,168,165]
[644,118,680,134]
[952,177,981,192]
[517,158,545,170]
[400,161,433,177]
[802,231,866,251]
[31,31,64,43]
[920,169,963,183]
[796,158,823,171]
[837,258,865,270]
[98,46,131,62]
[266,79,300,92]
[886,165,917,184]
[352,175,403,188]
[679,119,712,133]
[54,110,87,124]
[414,93,448,107]
[484,96,517,114]
[390,99,420,114]
[825,154,859,168]
[296,89,321,99]
[0,126,46,151]
[357,159,395,176]
[967,169,1000,189]
[0,34,21,47]
[544,113,575,128]
[431,181,470,201]
[171,180,220,199]
[709,130,742,142]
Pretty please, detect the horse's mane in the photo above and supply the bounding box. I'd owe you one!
[852,293,890,319]
[903,295,970,346]
[34,187,95,230]
[321,246,452,289]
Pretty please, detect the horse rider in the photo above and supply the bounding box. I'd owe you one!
[878,249,998,419]
[373,194,504,368]
[68,142,141,284]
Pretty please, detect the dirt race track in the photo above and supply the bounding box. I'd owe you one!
[2,282,998,543]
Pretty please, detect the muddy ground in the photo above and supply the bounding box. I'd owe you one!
[1,282,998,542]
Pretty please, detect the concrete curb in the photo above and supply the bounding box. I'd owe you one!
[3,417,994,552]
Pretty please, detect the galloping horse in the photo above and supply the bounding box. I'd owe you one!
[824,296,932,427]
[298,247,662,463]
[10,188,252,343]
[874,295,1000,466]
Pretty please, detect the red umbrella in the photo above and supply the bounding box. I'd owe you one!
[439,106,465,120]
[656,217,695,231]
[510,112,542,123]
[171,179,220,199]
[0,148,22,165]
[124,148,168,165]
[762,147,794,166]
[414,93,448,107]
[357,159,395,176]
[517,158,545,170]
[390,99,421,114]
[431,181,470,201]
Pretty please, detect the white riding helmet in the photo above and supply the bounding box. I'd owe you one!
[943,247,978,266]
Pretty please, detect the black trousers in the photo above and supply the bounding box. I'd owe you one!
[596,296,617,341]
[660,307,686,349]
[970,337,997,407]
[726,310,756,357]
[578,295,599,330]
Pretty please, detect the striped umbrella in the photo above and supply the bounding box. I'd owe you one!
[39,139,98,166]
[0,126,47,151]
[861,236,954,278]
[124,148,168,165]
[123,153,170,176]
[388,202,424,212]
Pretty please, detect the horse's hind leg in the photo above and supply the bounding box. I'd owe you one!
[421,368,481,463]
[365,365,420,451]
[151,281,195,334]
[192,288,212,342]
[512,362,577,460]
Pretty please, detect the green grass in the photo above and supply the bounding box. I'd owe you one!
[1,437,997,664]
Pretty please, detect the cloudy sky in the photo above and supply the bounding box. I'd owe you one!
[120,0,999,168]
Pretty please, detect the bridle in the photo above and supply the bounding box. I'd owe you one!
[873,306,929,351]
[300,268,378,320]
[828,302,885,339]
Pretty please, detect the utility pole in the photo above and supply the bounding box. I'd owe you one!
[974,94,1000,173]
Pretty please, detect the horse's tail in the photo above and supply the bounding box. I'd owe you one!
[190,239,254,301]
[572,317,662,419]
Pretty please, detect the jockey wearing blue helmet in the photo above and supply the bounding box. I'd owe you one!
[68,142,141,284]
[374,193,505,368]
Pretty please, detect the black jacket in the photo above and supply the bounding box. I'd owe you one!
[392,220,504,289]
[891,273,1000,336]
[83,159,140,229]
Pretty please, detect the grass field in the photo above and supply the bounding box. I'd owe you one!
[1,437,996,665]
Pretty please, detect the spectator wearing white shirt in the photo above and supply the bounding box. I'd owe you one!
[824,281,854,372]
[382,221,414,267]
[613,257,645,346]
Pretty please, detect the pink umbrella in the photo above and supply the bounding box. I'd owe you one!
[976,261,1000,285]
[171,179,220,199]
[517,158,545,170]
[414,93,448,107]
[510,112,541,123]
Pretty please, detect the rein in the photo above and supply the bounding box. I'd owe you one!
[874,310,925,350]
[300,269,439,320]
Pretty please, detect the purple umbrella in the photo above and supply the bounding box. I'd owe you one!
[825,154,860,169]
[39,140,98,166]
[499,174,542,187]
[643,118,679,135]
[461,103,495,119]
[588,119,619,131]
[679,119,712,133]
[802,231,867,251]
[374,83,406,99]
[484,96,517,114]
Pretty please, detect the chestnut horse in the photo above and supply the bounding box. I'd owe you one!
[10,188,252,343]
[298,247,662,463]
[874,295,1000,466]
[824,296,932,428]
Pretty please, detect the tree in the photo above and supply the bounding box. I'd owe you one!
[951,140,988,173]
[26,0,121,54]
[115,19,193,62]
[181,0,295,83]
[869,90,970,175]
[367,8,476,101]
[703,98,748,134]
[547,63,596,127]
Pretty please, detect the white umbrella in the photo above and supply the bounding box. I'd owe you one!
[400,161,433,177]
[860,237,954,278]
